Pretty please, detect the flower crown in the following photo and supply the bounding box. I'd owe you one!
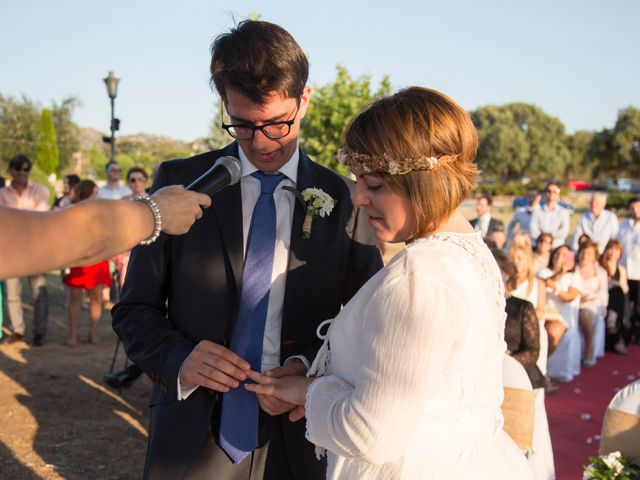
[337,147,457,175]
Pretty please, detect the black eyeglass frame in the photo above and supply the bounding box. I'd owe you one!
[220,102,300,141]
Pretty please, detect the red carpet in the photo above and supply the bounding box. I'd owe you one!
[546,344,640,479]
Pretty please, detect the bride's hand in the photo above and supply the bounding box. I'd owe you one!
[245,370,314,409]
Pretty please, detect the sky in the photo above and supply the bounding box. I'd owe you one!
[1,0,638,141]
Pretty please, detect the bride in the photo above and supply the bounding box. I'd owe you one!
[246,86,534,479]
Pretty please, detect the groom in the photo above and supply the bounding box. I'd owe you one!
[112,20,383,480]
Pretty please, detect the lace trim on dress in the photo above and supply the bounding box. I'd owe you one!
[411,232,507,339]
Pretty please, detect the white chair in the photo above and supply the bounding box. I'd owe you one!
[599,379,640,464]
[502,354,535,452]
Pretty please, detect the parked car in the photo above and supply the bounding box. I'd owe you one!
[566,180,592,191]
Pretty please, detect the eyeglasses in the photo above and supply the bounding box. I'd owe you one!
[108,168,121,173]
[129,177,146,183]
[221,103,299,141]
[11,166,31,172]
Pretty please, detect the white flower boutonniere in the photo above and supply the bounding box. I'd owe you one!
[283,186,336,239]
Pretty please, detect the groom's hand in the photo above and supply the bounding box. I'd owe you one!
[179,340,250,392]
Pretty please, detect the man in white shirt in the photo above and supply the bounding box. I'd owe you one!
[529,182,571,248]
[470,194,503,238]
[573,192,619,253]
[507,189,540,242]
[97,161,132,199]
[617,197,640,345]
[112,20,383,480]
[0,155,50,346]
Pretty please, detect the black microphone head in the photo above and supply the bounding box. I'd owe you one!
[216,156,242,185]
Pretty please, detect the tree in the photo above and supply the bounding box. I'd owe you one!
[0,93,80,173]
[565,130,596,180]
[36,108,59,175]
[471,103,571,182]
[301,65,391,174]
[611,106,640,177]
[202,97,229,152]
[51,97,81,172]
[0,94,40,168]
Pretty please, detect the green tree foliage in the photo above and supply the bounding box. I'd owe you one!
[301,65,391,174]
[51,97,81,172]
[203,98,230,152]
[611,107,640,177]
[0,93,79,173]
[36,108,59,175]
[88,147,108,175]
[472,103,571,182]
[565,130,596,180]
[0,94,40,168]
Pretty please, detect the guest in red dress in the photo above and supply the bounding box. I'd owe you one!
[63,180,112,346]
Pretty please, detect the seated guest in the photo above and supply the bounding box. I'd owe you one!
[534,232,554,274]
[493,249,544,388]
[600,240,630,354]
[616,197,640,345]
[487,223,507,250]
[539,245,582,354]
[539,245,582,383]
[512,230,534,252]
[574,239,609,367]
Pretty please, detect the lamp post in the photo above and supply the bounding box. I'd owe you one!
[103,71,120,163]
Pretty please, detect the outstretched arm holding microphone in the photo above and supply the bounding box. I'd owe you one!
[0,185,211,280]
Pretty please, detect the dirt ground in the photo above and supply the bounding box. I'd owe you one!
[0,274,150,479]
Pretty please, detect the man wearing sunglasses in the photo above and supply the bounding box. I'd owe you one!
[529,182,571,248]
[113,20,382,480]
[0,155,50,345]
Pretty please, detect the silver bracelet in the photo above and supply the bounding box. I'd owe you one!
[133,195,162,245]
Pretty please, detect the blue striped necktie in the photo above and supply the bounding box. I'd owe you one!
[219,171,284,463]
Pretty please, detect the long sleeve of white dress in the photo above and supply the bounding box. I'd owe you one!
[305,266,468,465]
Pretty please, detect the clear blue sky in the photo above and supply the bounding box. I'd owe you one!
[2,0,638,141]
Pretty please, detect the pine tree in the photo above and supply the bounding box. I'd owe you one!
[36,108,59,175]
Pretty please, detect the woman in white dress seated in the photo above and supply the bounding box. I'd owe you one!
[574,239,609,367]
[540,245,582,382]
[245,87,534,479]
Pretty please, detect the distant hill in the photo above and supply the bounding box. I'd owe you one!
[78,127,196,153]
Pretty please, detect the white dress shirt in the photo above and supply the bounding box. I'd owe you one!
[617,218,640,280]
[529,204,570,248]
[475,213,491,237]
[572,210,619,253]
[97,183,132,199]
[178,145,302,399]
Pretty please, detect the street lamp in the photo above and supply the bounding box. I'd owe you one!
[103,71,120,163]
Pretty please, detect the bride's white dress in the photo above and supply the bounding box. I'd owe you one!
[305,232,534,479]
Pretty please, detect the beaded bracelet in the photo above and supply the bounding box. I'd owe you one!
[133,195,162,245]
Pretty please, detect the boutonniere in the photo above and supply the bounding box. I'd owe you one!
[283,186,336,239]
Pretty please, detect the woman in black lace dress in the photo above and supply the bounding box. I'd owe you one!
[493,249,544,389]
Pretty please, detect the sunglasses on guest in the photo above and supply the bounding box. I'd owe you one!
[11,165,31,172]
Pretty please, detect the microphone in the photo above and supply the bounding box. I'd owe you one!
[186,156,242,197]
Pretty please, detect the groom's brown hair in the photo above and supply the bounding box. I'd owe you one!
[210,20,309,105]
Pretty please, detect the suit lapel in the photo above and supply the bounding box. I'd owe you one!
[211,143,243,296]
[288,148,314,268]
